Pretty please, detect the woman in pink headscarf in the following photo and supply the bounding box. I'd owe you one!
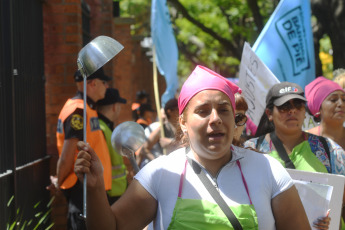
[73,65,310,230]
[305,77,345,150]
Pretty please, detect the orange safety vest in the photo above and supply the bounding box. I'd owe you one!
[56,98,112,190]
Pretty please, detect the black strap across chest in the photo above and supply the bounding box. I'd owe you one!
[269,132,296,169]
[187,157,243,230]
[256,132,331,171]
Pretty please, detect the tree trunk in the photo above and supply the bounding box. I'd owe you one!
[311,0,345,74]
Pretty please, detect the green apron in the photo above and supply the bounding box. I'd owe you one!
[269,140,328,173]
[167,159,259,230]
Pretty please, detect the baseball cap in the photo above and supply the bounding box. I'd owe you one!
[266,82,306,108]
[74,67,112,82]
[97,88,127,106]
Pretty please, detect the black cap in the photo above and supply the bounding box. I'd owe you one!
[97,88,127,106]
[266,82,307,108]
[74,68,112,82]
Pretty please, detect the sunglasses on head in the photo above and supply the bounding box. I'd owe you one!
[276,99,305,113]
[235,113,247,126]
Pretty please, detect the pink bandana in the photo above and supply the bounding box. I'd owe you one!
[305,76,345,116]
[178,65,241,115]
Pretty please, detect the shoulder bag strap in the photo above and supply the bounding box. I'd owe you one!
[269,132,296,169]
[255,135,265,149]
[186,157,243,230]
[318,136,331,166]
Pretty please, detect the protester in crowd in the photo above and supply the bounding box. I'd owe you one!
[333,69,345,129]
[305,77,345,228]
[232,93,249,147]
[144,108,166,139]
[305,77,345,149]
[97,88,128,204]
[131,90,150,121]
[136,103,155,129]
[333,68,345,90]
[138,98,180,168]
[55,68,112,229]
[245,81,345,229]
[74,65,310,230]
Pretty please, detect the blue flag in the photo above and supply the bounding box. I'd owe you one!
[151,0,178,107]
[253,0,315,88]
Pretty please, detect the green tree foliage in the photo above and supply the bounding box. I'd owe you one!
[120,0,344,80]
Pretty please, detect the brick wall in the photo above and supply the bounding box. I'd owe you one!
[43,0,164,228]
[43,0,83,228]
[112,17,166,125]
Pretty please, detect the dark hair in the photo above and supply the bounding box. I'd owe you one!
[164,98,178,119]
[139,103,154,117]
[174,103,190,147]
[254,106,275,137]
[305,104,321,123]
[235,93,248,112]
[132,110,139,121]
[136,90,149,101]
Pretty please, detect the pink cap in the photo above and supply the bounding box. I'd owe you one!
[178,65,241,115]
[305,76,345,116]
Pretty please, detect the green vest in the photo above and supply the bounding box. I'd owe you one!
[99,119,127,197]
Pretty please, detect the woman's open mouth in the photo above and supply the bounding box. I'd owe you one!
[208,132,225,141]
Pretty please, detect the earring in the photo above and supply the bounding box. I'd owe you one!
[314,112,321,118]
[234,125,238,128]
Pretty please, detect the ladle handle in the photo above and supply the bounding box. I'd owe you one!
[129,155,140,174]
[82,75,87,219]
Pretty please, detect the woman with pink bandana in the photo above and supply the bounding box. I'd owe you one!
[305,77,345,229]
[305,77,345,150]
[73,65,310,229]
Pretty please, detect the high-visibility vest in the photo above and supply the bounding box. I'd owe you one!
[99,119,127,197]
[56,98,112,190]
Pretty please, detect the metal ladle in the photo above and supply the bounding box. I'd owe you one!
[111,121,146,173]
[77,35,124,219]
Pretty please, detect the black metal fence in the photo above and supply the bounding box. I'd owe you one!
[0,0,50,228]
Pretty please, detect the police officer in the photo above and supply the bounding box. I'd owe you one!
[56,68,112,230]
[97,88,128,204]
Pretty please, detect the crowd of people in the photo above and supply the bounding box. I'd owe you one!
[50,64,345,230]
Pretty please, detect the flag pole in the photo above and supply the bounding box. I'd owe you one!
[152,45,166,155]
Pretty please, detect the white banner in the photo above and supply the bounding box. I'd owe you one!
[238,42,280,126]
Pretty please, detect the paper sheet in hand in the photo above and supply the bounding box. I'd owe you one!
[287,169,345,230]
[293,180,332,229]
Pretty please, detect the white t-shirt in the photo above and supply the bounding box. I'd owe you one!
[135,146,293,230]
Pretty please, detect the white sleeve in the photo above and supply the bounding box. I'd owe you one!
[134,157,165,200]
[264,154,294,198]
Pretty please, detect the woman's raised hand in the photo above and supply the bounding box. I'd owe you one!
[74,141,104,189]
